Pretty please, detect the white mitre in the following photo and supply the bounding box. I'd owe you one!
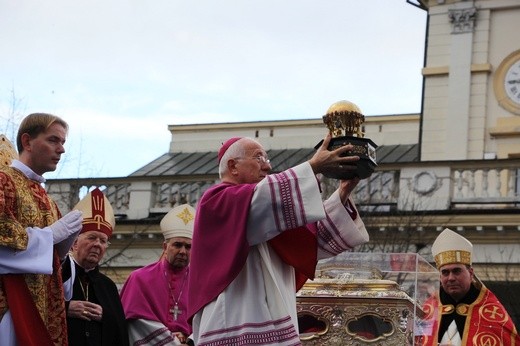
[431,228,473,269]
[160,204,195,240]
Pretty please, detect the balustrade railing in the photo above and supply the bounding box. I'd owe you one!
[452,165,519,204]
[150,181,215,212]
[45,159,520,219]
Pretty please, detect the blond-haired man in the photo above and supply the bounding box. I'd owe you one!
[0,113,83,346]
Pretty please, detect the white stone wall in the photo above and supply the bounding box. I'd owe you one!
[398,166,451,211]
[167,115,420,154]
[422,1,520,161]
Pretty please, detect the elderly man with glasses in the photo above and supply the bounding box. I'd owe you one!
[187,134,370,345]
[62,188,128,346]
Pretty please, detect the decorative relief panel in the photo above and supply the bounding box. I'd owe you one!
[297,298,415,345]
[448,7,477,34]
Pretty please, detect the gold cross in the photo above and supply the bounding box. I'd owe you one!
[176,207,194,225]
[483,305,504,320]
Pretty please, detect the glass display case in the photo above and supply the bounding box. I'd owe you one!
[296,252,439,345]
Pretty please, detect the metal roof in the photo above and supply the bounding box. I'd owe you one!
[130,144,419,177]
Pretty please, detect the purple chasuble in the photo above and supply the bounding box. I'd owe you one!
[187,182,318,322]
[120,259,191,335]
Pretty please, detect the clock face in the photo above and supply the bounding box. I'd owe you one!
[504,60,520,105]
[494,50,520,115]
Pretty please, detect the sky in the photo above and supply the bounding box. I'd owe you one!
[0,0,427,179]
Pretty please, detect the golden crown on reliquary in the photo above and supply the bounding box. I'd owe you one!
[323,100,365,138]
[315,99,377,180]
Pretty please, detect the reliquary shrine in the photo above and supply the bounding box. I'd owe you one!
[296,253,439,346]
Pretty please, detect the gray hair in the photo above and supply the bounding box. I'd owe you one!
[218,137,258,178]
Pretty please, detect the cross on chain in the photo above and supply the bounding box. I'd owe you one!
[170,304,183,321]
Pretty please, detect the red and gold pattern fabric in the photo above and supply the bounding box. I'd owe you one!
[0,166,68,346]
[418,284,519,346]
[0,135,17,168]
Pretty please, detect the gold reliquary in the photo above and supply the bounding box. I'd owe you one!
[315,100,377,180]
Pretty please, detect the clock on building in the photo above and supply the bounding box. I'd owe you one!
[494,49,520,115]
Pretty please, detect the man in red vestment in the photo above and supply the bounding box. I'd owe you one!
[0,113,83,346]
[418,228,519,346]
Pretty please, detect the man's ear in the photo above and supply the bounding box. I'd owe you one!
[20,133,32,152]
[227,158,239,175]
[71,238,79,252]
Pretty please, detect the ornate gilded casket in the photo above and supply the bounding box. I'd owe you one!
[297,253,439,346]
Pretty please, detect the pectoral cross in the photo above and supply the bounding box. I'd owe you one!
[170,304,183,321]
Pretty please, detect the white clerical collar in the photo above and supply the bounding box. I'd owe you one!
[11,159,46,183]
[71,255,96,273]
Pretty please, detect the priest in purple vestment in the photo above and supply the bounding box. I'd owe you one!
[188,135,370,346]
[120,204,195,346]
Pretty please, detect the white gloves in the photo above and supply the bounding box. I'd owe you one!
[50,210,83,259]
[51,210,83,244]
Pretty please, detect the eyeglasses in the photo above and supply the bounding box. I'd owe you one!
[172,242,192,250]
[236,155,270,164]
[83,234,110,248]
[253,155,270,164]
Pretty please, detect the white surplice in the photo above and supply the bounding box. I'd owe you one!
[192,162,368,346]
[127,319,183,346]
